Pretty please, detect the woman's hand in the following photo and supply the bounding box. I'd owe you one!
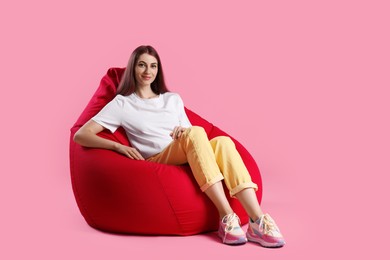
[170,126,186,140]
[114,143,145,160]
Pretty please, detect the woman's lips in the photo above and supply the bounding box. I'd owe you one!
[142,75,151,80]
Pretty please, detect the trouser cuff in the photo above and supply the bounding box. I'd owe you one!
[200,175,225,192]
[229,182,259,198]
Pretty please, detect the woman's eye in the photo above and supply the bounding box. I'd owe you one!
[138,63,145,67]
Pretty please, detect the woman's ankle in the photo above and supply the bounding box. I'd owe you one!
[219,210,234,220]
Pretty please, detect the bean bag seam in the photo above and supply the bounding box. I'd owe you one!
[154,171,185,234]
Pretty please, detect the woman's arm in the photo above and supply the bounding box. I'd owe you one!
[73,119,144,160]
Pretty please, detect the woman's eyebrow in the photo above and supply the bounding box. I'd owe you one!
[138,61,157,65]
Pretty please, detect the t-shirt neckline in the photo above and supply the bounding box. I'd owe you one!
[132,92,162,103]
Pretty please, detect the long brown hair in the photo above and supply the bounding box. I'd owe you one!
[117,45,169,96]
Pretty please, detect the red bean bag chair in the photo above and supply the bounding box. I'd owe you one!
[69,67,262,235]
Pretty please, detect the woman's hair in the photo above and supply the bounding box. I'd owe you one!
[117,45,169,96]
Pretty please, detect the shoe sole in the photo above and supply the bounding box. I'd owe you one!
[246,233,285,248]
[218,233,247,245]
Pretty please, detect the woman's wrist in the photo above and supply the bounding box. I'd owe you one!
[112,142,122,152]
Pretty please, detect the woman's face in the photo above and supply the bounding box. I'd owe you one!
[134,53,158,87]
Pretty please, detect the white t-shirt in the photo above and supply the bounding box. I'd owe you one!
[92,92,192,158]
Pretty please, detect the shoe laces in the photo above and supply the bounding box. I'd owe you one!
[258,214,280,236]
[222,213,241,233]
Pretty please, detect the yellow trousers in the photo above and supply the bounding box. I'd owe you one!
[147,126,258,197]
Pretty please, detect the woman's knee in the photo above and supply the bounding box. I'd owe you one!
[186,126,207,138]
[210,136,235,148]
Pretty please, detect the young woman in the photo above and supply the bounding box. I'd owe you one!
[73,45,285,248]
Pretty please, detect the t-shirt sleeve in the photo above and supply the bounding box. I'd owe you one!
[176,94,192,128]
[91,95,124,133]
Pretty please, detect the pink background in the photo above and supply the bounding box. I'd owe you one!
[1,0,389,259]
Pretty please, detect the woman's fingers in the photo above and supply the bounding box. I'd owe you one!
[173,126,180,138]
[119,145,144,160]
[125,148,144,160]
[176,128,185,138]
[131,148,145,160]
[171,126,186,139]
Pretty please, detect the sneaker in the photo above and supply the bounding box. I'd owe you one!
[218,213,247,245]
[246,213,285,248]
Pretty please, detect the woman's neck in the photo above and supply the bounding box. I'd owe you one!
[135,86,158,99]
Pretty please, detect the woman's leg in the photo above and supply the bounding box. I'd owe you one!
[235,188,263,221]
[209,137,285,247]
[204,181,234,218]
[148,127,284,247]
